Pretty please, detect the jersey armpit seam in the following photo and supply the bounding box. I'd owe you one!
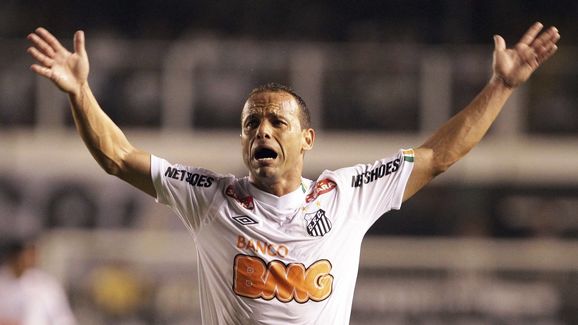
[197,178,232,232]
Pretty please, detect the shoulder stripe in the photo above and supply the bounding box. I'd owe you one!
[402,149,414,162]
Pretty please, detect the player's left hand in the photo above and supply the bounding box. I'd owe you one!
[492,22,560,88]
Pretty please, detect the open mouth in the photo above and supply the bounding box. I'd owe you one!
[253,148,278,161]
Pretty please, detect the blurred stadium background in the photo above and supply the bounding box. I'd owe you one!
[1,0,577,324]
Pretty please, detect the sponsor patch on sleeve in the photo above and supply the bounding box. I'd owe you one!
[305,179,337,203]
[351,158,401,188]
[164,167,214,188]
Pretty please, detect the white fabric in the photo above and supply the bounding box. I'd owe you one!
[0,267,76,325]
[151,149,414,325]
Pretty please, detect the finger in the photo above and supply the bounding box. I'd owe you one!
[535,29,560,57]
[535,44,550,58]
[538,44,559,65]
[544,27,561,48]
[493,35,506,51]
[518,22,543,46]
[73,30,86,56]
[535,39,558,58]
[551,28,561,44]
[27,33,56,58]
[30,64,53,79]
[27,47,54,67]
[35,27,66,52]
[532,26,560,49]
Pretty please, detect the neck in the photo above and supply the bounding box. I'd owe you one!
[249,175,303,197]
[8,263,25,278]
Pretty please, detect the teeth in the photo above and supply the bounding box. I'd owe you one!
[257,157,274,161]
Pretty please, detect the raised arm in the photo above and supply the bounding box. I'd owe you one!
[403,22,560,201]
[27,28,156,197]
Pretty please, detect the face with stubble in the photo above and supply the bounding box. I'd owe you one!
[240,91,315,194]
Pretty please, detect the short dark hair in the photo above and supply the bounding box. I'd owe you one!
[248,83,311,129]
[0,238,33,264]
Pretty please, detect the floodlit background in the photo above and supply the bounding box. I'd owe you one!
[1,0,577,324]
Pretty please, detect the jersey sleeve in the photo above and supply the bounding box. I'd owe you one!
[329,149,414,230]
[150,155,223,235]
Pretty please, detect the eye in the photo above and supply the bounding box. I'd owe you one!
[272,118,287,127]
[244,117,259,129]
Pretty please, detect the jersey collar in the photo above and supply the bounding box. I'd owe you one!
[246,178,311,210]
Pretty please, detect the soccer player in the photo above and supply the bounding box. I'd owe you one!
[0,237,77,325]
[27,22,559,324]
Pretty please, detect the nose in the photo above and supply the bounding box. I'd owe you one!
[256,120,272,139]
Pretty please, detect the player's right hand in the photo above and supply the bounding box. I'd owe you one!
[27,28,89,97]
[491,22,559,88]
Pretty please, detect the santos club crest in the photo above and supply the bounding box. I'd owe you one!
[304,209,332,237]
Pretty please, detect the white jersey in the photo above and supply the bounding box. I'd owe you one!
[0,267,77,325]
[151,149,414,325]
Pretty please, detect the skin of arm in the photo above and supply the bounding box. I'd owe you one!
[403,22,560,201]
[28,23,559,202]
[70,84,155,197]
[27,28,155,197]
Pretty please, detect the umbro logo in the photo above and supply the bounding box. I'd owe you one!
[232,215,258,226]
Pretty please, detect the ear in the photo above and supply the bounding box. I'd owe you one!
[302,128,315,152]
